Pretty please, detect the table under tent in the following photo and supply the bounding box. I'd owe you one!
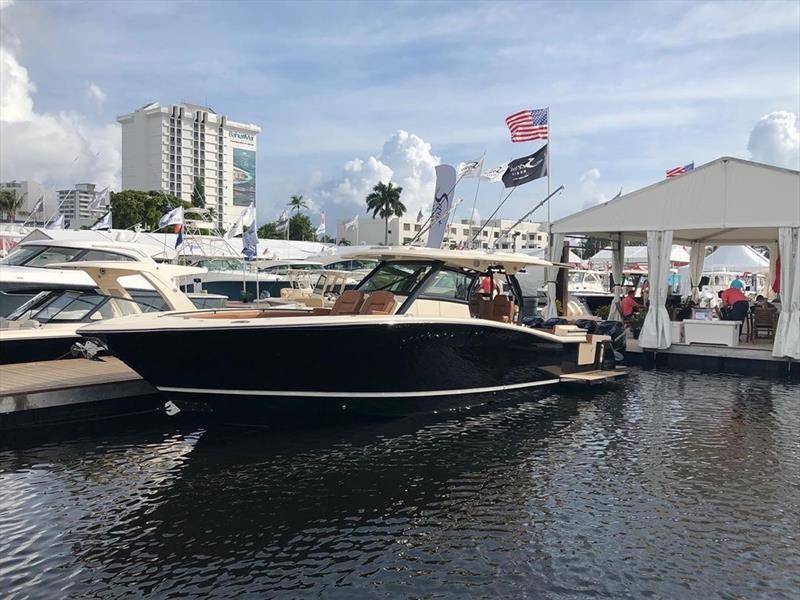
[548,156,800,364]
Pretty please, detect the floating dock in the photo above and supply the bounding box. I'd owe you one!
[0,357,158,429]
[625,338,798,378]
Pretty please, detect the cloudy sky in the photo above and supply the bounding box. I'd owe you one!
[1,0,798,226]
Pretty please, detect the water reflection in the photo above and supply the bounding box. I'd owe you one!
[1,370,798,599]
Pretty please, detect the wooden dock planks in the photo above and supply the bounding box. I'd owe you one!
[1,357,144,398]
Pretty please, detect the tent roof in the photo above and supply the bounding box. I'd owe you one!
[697,245,769,273]
[552,157,800,244]
[590,245,690,263]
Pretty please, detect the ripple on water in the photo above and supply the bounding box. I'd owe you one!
[0,369,799,599]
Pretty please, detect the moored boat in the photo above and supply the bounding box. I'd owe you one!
[80,247,623,419]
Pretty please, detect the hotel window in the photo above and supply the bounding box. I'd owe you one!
[463,229,469,235]
[403,223,410,231]
[414,224,421,231]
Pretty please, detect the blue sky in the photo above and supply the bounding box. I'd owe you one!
[1,0,798,227]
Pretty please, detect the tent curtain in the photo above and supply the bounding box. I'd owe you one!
[772,227,800,360]
[640,230,673,349]
[688,242,705,301]
[544,233,564,319]
[767,243,778,300]
[607,235,625,321]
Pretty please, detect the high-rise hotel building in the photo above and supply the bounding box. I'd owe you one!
[117,102,260,230]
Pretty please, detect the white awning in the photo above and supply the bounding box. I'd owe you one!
[552,157,800,244]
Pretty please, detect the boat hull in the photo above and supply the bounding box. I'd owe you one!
[91,321,567,418]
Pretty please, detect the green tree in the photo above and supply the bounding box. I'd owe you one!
[337,239,352,246]
[0,189,24,222]
[110,190,189,231]
[365,181,405,245]
[257,222,282,239]
[319,234,336,244]
[191,177,205,208]
[287,194,308,215]
[580,236,607,260]
[288,214,315,241]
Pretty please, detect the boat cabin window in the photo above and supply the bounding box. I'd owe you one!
[418,269,475,302]
[80,250,134,262]
[359,262,433,295]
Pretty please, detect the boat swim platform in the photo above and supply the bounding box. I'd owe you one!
[0,357,157,429]
[625,338,798,379]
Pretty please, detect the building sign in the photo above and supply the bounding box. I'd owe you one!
[232,148,256,206]
[230,131,255,143]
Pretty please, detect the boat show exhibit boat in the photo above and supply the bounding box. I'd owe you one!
[177,258,327,300]
[80,248,624,419]
[0,262,204,365]
[0,239,227,316]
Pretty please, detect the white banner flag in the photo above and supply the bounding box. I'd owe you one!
[426,165,456,249]
[275,210,289,233]
[315,212,326,237]
[226,202,255,238]
[89,187,110,211]
[90,211,112,230]
[344,216,358,230]
[158,205,184,229]
[46,215,65,230]
[480,163,508,183]
[457,157,484,179]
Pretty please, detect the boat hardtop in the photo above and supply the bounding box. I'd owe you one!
[341,246,552,274]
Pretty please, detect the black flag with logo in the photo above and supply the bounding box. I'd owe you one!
[502,144,548,188]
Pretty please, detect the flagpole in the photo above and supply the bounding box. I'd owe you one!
[546,106,551,252]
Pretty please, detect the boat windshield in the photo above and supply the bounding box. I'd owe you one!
[195,259,244,272]
[1,245,84,266]
[7,290,163,323]
[359,262,433,294]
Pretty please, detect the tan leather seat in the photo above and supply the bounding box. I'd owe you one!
[330,290,366,315]
[360,291,396,315]
[489,295,515,323]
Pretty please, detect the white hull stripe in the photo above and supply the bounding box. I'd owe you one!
[157,379,561,399]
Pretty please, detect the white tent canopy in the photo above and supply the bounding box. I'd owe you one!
[552,157,799,244]
[550,156,800,358]
[695,245,769,273]
[590,245,690,265]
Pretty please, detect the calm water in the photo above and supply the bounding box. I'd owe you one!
[1,369,798,599]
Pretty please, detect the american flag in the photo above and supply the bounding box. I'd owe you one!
[505,108,549,142]
[665,162,694,178]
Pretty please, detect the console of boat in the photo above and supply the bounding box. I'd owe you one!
[79,247,624,419]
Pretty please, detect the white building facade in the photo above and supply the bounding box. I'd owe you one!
[117,102,261,230]
[0,180,56,224]
[337,216,549,251]
[56,183,106,229]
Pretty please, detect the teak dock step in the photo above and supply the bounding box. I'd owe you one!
[559,368,628,384]
[0,357,155,418]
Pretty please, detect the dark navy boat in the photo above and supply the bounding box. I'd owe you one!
[80,248,623,418]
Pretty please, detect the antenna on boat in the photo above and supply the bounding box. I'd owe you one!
[493,185,565,251]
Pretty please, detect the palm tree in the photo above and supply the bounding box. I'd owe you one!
[365,181,405,245]
[0,190,25,223]
[287,194,308,215]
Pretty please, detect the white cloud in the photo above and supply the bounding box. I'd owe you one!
[311,130,440,217]
[639,1,800,48]
[579,168,608,209]
[0,19,119,190]
[747,111,800,170]
[86,83,107,110]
